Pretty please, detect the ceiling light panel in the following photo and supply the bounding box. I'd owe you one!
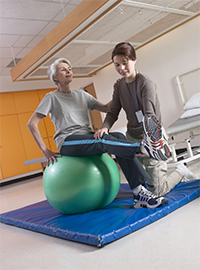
[183,1,200,13]
[76,4,148,42]
[76,44,114,66]
[124,0,198,10]
[30,68,48,77]
[72,66,98,76]
[9,0,199,80]
[75,1,194,45]
[97,6,158,42]
[43,58,59,67]
[129,13,189,43]
[50,42,114,67]
[88,49,113,66]
[54,43,89,64]
[38,0,195,77]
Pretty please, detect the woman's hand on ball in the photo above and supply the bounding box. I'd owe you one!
[43,148,61,165]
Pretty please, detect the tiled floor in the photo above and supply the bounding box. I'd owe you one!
[0,161,200,270]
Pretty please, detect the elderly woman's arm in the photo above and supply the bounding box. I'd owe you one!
[95,100,112,113]
[27,112,61,165]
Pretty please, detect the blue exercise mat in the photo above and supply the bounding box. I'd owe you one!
[0,180,199,247]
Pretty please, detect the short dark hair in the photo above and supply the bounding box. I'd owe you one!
[112,42,136,61]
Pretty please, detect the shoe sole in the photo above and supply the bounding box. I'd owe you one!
[157,145,171,160]
[143,114,162,143]
[143,114,171,161]
[134,197,166,209]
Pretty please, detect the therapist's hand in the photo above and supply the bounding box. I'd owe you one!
[94,127,109,140]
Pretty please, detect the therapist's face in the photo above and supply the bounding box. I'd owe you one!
[113,55,136,80]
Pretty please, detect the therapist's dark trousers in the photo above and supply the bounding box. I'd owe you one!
[60,132,150,190]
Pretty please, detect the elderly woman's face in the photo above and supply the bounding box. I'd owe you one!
[53,62,73,84]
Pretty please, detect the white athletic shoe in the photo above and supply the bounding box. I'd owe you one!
[176,163,196,182]
[141,114,171,161]
[133,186,166,209]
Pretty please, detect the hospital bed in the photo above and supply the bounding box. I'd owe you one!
[166,67,200,167]
[166,115,200,166]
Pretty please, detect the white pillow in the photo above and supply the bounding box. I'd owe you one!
[180,108,200,119]
[184,92,200,110]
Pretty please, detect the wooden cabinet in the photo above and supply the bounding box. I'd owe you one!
[0,89,55,180]
[0,115,29,178]
[48,136,58,152]
[37,89,57,145]
[38,89,54,101]
[17,113,50,171]
[43,115,56,137]
[0,93,16,116]
[0,165,3,180]
[13,91,40,113]
[84,83,103,131]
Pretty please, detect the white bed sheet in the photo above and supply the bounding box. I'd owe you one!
[166,115,200,137]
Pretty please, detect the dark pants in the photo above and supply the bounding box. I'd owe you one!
[60,132,150,189]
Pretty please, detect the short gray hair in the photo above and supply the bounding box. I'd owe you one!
[47,58,72,85]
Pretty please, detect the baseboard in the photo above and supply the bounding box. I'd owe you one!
[0,172,43,187]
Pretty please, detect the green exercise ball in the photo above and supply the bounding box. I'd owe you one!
[43,154,120,215]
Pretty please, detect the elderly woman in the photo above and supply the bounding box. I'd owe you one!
[27,58,167,209]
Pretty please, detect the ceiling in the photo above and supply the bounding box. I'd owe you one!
[0,0,199,82]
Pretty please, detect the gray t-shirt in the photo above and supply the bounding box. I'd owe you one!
[35,89,99,151]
